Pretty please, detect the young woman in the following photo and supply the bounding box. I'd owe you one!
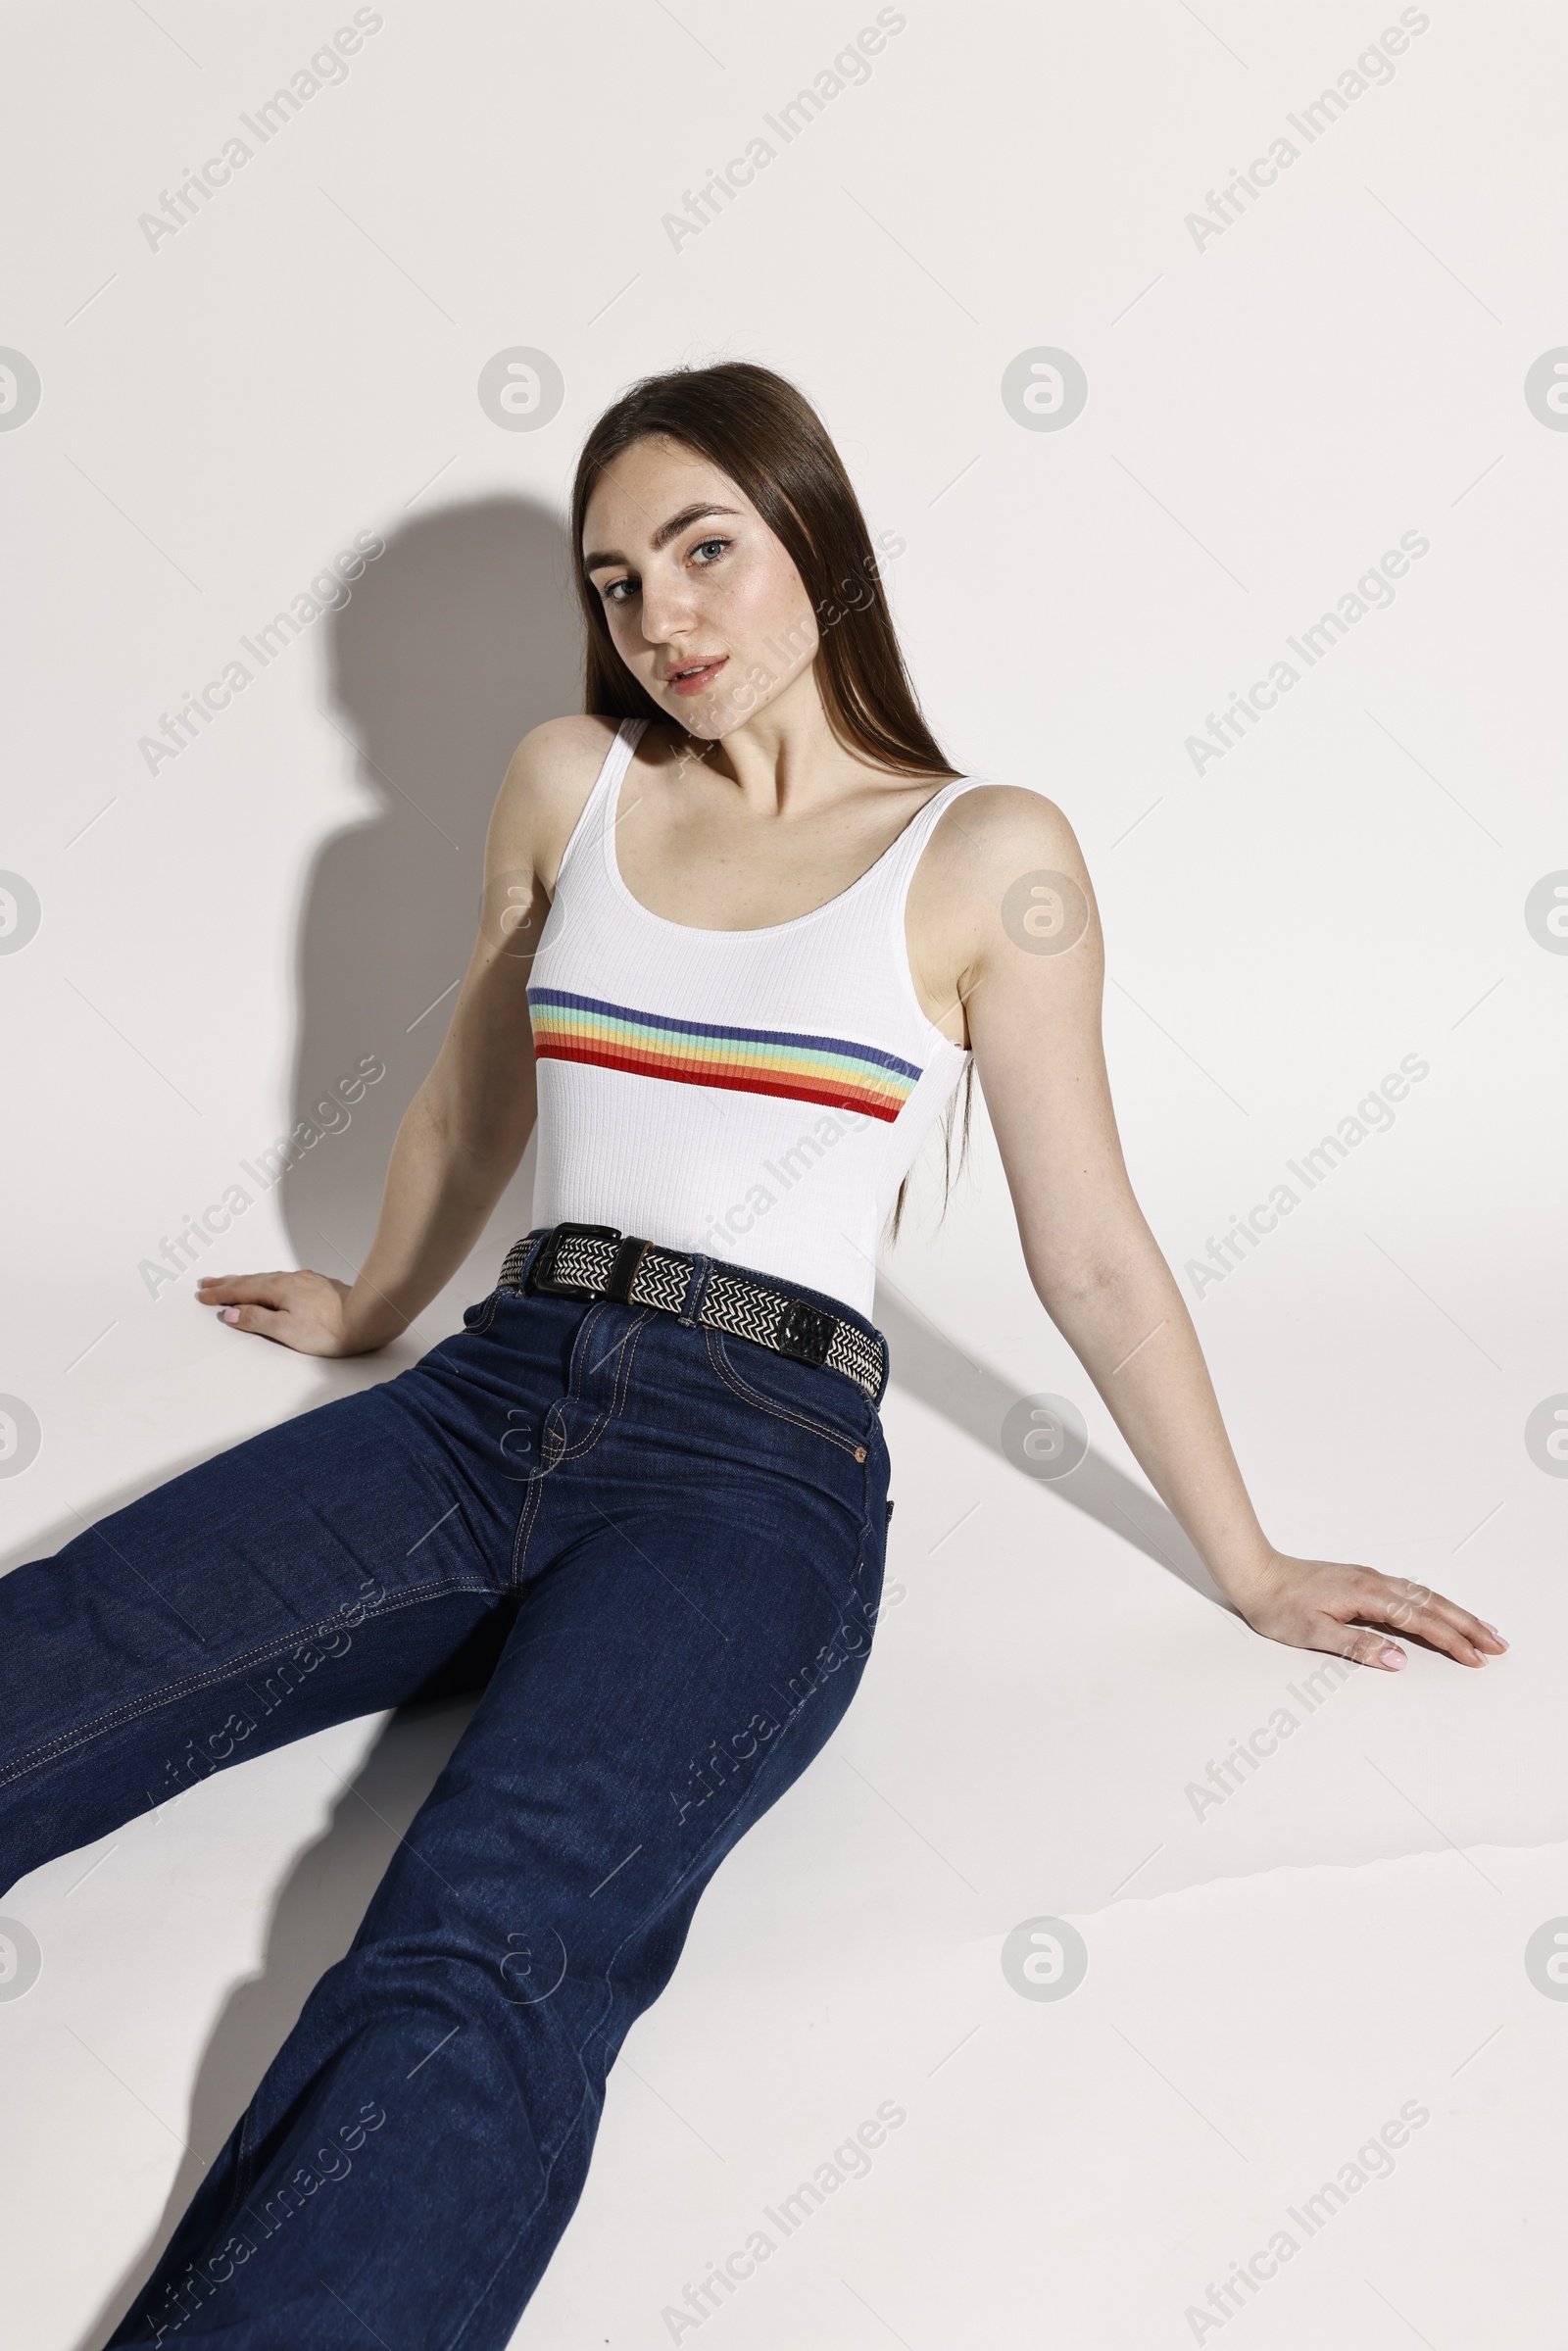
[3,363,1502,2347]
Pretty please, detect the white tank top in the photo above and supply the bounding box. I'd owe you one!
[527,718,989,1318]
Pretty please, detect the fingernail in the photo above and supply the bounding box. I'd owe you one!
[1383,1645,1405,1670]
[1484,1623,1507,1642]
[221,1306,239,1324]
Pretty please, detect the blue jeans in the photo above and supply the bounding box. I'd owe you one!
[0,1232,892,2347]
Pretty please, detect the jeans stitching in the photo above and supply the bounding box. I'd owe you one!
[510,1308,604,1571]
[511,1310,653,1588]
[540,1310,610,1468]
[591,1307,652,1442]
[510,1471,549,1591]
[609,1306,652,1422]
[464,1288,502,1337]
[705,1328,870,1457]
[543,1303,608,1466]
[0,1578,496,1791]
[552,1306,652,1463]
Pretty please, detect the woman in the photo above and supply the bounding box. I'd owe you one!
[3,363,1502,2347]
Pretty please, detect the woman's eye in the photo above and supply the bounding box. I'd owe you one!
[603,576,637,606]
[691,537,730,564]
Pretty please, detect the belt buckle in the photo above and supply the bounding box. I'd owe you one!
[773,1296,835,1369]
[528,1221,621,1298]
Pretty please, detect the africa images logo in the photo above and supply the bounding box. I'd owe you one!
[0,349,41,431]
[1001,349,1089,432]
[1524,349,1568,429]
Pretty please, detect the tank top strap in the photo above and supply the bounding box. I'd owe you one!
[872,771,994,910]
[555,715,648,891]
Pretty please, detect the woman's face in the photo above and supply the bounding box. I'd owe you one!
[581,436,819,738]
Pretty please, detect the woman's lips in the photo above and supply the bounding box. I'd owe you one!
[666,657,727,698]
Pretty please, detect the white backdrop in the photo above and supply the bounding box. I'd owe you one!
[3,2,1567,2344]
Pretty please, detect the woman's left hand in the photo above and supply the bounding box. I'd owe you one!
[1229,1551,1507,1670]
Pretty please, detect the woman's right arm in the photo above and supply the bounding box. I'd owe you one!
[196,715,613,1355]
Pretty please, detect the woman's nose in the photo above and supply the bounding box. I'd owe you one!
[637,567,697,641]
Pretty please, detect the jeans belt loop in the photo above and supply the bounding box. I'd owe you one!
[678,1251,713,1327]
[604,1236,648,1304]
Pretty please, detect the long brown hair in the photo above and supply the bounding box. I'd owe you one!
[569,359,974,1243]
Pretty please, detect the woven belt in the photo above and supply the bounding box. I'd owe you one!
[495,1222,886,1403]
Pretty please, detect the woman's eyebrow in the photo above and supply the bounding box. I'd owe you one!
[582,503,742,573]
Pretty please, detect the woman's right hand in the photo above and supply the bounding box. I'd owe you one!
[195,1269,400,1357]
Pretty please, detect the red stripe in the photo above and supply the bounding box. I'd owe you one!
[536,1037,904,1121]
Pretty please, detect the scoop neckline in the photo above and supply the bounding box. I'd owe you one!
[601,727,970,943]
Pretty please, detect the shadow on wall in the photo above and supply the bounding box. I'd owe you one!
[275,493,579,1278]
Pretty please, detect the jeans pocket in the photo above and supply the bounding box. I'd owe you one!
[462,1288,502,1336]
[706,1328,876,1459]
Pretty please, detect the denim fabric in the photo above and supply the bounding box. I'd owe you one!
[0,1233,892,2348]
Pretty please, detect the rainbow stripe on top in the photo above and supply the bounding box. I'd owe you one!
[527,986,922,1123]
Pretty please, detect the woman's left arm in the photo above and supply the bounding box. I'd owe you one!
[950,786,1504,1671]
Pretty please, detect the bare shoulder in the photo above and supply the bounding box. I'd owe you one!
[906,781,1096,1045]
[490,714,621,894]
[913,782,1094,960]
[928,780,1087,887]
